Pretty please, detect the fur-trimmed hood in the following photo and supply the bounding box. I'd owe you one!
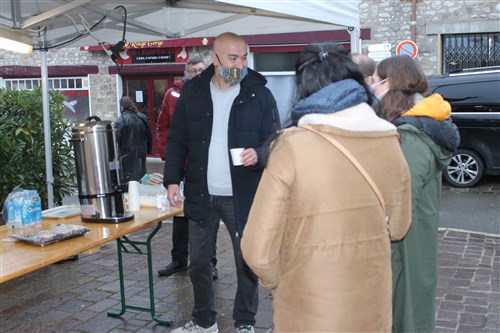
[298,102,396,133]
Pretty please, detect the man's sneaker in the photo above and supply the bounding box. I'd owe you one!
[171,320,218,333]
[211,264,219,280]
[158,261,187,277]
[236,325,255,333]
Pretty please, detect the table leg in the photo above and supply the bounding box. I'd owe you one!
[107,222,172,326]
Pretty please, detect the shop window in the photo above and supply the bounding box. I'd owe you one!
[443,32,500,73]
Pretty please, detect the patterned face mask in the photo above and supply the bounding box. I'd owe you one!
[216,53,248,86]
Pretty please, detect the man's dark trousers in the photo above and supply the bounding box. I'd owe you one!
[172,216,218,267]
[188,195,258,328]
[171,216,189,265]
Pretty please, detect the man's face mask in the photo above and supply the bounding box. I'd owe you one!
[216,53,247,86]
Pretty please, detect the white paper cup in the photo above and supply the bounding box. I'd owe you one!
[230,148,244,166]
[127,181,140,211]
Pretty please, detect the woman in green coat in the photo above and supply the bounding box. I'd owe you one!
[372,55,460,333]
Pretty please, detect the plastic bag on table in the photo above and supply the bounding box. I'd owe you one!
[9,224,91,246]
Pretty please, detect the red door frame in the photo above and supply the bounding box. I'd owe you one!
[122,74,177,157]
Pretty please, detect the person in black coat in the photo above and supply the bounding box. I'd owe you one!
[115,96,152,183]
[164,32,280,333]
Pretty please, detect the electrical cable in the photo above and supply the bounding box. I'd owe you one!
[108,5,128,75]
[32,5,127,78]
[33,15,107,50]
[33,6,126,52]
[114,6,127,43]
[79,14,112,55]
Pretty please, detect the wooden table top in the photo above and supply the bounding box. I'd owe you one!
[0,206,182,284]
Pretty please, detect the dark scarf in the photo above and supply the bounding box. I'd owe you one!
[291,79,368,125]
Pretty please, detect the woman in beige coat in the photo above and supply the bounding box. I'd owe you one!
[241,44,412,332]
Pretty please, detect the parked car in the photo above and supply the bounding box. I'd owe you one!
[427,68,500,187]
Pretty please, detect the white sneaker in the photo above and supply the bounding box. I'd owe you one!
[236,325,255,333]
[171,320,219,333]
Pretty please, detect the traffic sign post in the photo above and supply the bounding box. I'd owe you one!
[396,40,418,59]
[368,51,391,62]
[368,43,391,52]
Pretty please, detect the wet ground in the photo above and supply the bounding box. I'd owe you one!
[1,223,498,333]
[0,159,498,332]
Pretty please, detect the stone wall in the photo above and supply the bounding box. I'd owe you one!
[1,1,498,119]
[359,0,499,75]
[1,46,119,119]
[90,65,118,121]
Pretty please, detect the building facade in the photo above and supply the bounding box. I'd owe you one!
[360,0,499,75]
[1,0,498,157]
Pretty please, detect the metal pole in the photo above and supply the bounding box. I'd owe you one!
[348,26,361,54]
[411,0,417,42]
[41,47,54,208]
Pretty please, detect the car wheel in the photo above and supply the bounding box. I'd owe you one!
[444,149,484,188]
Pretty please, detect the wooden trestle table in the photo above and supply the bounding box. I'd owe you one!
[0,206,183,326]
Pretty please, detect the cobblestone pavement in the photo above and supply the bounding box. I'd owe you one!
[435,230,499,333]
[1,159,498,332]
[1,225,499,332]
[0,221,274,333]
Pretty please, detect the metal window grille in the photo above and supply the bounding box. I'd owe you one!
[443,32,500,73]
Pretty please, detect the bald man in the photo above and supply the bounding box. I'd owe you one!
[164,32,280,333]
[352,53,376,86]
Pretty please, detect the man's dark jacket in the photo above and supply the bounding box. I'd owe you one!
[163,64,280,233]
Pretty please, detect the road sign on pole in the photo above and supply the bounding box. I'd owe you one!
[368,51,392,62]
[396,40,418,59]
[368,43,391,52]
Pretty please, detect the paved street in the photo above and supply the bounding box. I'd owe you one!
[1,160,499,332]
[440,175,500,235]
[1,221,499,332]
[0,220,274,333]
[440,191,499,234]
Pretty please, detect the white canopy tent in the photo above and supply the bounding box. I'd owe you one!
[1,0,360,207]
[1,1,360,49]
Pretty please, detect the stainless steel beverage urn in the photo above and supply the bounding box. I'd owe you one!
[71,116,133,223]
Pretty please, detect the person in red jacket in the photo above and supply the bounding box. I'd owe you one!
[157,56,219,279]
[157,55,206,160]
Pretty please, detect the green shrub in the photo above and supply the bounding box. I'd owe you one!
[0,88,77,210]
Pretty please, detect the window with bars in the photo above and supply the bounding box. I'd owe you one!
[2,77,88,91]
[442,32,500,74]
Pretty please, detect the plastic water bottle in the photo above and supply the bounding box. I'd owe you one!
[179,181,185,200]
[6,197,22,229]
[156,185,169,211]
[32,190,43,225]
[21,190,33,227]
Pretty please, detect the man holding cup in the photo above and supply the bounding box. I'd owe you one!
[164,32,279,333]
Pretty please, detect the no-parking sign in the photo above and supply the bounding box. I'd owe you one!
[396,40,418,59]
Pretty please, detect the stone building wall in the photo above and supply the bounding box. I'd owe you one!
[1,46,214,120]
[1,46,119,119]
[1,1,498,118]
[359,0,499,75]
